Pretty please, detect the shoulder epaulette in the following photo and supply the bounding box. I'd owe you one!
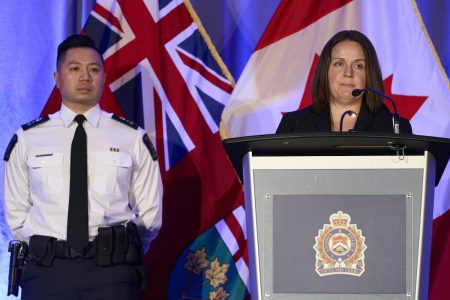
[4,134,18,162]
[21,115,50,131]
[143,133,158,161]
[112,114,138,129]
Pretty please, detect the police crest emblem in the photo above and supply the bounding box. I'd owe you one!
[313,211,367,277]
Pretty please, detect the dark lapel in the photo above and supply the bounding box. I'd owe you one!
[311,109,332,131]
[354,104,373,131]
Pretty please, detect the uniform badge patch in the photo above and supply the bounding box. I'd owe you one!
[4,134,18,161]
[313,211,367,277]
[143,134,157,161]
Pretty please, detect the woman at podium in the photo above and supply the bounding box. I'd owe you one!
[276,30,412,134]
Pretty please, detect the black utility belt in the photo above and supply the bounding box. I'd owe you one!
[54,240,96,259]
[28,222,143,267]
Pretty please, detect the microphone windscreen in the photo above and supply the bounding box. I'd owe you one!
[352,89,362,97]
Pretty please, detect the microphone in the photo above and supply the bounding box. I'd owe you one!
[339,110,357,132]
[352,88,400,134]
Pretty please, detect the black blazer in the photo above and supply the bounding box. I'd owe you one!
[276,104,413,134]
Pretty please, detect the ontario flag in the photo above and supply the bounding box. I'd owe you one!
[41,0,249,299]
[222,0,450,299]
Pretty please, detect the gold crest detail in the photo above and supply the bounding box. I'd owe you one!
[313,211,367,277]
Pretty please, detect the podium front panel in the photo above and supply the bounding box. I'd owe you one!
[243,155,433,300]
[272,193,406,293]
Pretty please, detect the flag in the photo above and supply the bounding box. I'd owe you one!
[168,205,248,299]
[221,0,450,298]
[416,2,450,297]
[41,0,248,298]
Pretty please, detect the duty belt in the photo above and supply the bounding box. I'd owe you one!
[54,240,96,259]
[10,222,147,290]
[27,222,143,266]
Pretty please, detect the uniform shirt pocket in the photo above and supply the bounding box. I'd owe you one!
[27,152,64,195]
[93,151,133,197]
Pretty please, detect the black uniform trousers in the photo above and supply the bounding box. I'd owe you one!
[20,257,140,300]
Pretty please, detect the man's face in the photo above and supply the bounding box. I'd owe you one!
[54,47,105,112]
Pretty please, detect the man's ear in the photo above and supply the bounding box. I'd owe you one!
[54,71,60,88]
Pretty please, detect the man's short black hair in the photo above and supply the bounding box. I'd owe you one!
[57,34,103,68]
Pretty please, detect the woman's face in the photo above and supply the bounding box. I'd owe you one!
[328,40,366,105]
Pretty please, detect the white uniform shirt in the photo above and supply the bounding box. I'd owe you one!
[4,104,163,253]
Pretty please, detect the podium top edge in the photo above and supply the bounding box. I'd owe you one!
[222,133,450,186]
[223,132,450,145]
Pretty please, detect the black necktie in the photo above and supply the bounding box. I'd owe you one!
[67,114,89,252]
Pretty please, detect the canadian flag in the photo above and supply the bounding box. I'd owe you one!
[221,0,450,298]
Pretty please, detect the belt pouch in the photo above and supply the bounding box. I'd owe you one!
[96,227,113,266]
[29,235,56,266]
[112,225,127,264]
[125,222,143,265]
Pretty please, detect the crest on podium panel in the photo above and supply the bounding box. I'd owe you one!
[314,211,367,277]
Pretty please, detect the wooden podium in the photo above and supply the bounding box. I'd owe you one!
[223,133,450,300]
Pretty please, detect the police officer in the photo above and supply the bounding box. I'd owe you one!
[3,34,163,299]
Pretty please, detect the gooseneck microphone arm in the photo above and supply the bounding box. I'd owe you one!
[352,88,400,134]
[339,110,357,132]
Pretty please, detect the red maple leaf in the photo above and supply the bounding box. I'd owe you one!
[383,74,427,120]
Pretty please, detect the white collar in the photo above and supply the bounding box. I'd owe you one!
[60,103,101,128]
